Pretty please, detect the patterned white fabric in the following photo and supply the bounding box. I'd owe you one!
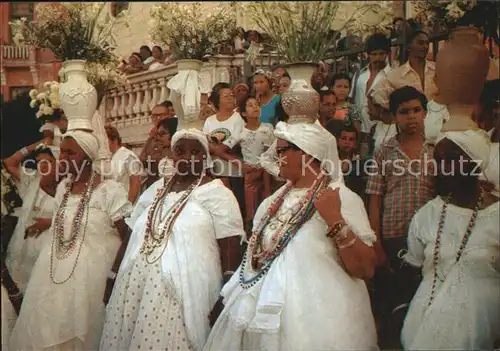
[101,179,245,351]
[437,129,491,169]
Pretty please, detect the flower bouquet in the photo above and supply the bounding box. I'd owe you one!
[29,81,61,119]
[9,2,125,64]
[85,61,127,106]
[149,2,237,60]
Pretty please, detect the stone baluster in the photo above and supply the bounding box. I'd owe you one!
[149,79,159,111]
[159,77,169,103]
[133,83,143,116]
[141,81,152,116]
[110,89,119,119]
[125,84,135,117]
[117,87,126,119]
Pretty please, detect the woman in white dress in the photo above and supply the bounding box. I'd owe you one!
[9,130,132,351]
[100,129,244,351]
[402,129,500,349]
[3,140,59,293]
[205,122,378,351]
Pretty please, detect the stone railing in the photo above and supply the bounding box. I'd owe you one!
[2,45,30,60]
[103,53,282,147]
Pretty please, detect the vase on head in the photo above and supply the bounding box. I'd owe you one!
[59,60,98,131]
[282,62,320,124]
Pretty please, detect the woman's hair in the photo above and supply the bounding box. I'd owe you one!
[275,97,288,123]
[140,45,152,55]
[105,125,122,145]
[157,118,178,138]
[209,82,231,110]
[43,108,64,122]
[130,52,142,63]
[253,70,273,87]
[152,45,163,55]
[32,146,56,161]
[281,71,291,80]
[480,79,500,110]
[406,30,429,46]
[156,100,173,109]
[330,73,351,88]
[389,86,428,115]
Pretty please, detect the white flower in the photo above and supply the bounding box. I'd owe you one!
[43,81,51,88]
[29,89,37,99]
[43,106,54,115]
[29,99,37,108]
[36,110,43,118]
[50,84,59,93]
[36,93,46,101]
[52,101,61,109]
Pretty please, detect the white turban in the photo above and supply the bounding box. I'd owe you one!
[274,122,343,182]
[63,130,100,162]
[171,128,213,169]
[436,129,491,169]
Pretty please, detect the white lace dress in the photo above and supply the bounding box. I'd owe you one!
[1,286,16,351]
[402,198,500,349]
[6,167,55,292]
[204,182,378,351]
[9,179,132,351]
[100,179,245,351]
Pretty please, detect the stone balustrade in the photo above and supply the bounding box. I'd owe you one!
[103,53,282,150]
[2,45,30,60]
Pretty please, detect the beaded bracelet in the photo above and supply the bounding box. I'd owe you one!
[19,147,29,157]
[337,237,357,250]
[326,220,346,239]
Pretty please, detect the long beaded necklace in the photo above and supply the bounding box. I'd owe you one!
[427,191,483,307]
[32,189,48,213]
[240,172,329,289]
[140,174,204,264]
[50,172,98,284]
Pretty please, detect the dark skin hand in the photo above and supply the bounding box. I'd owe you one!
[1,259,23,315]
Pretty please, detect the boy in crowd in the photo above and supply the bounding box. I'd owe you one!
[366,86,436,348]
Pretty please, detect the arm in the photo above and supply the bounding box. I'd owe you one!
[103,218,131,304]
[127,175,142,204]
[3,138,49,181]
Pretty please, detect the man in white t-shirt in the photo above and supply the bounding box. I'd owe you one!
[203,84,246,215]
[105,125,144,204]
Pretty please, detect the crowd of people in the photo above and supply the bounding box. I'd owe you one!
[1,25,499,351]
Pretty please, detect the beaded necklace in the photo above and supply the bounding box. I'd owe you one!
[427,191,483,307]
[32,189,48,213]
[240,172,329,289]
[50,172,98,284]
[140,174,204,264]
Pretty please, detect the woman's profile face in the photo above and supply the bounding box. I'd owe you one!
[156,126,172,148]
[171,138,206,176]
[36,152,57,181]
[275,138,303,182]
[152,46,163,59]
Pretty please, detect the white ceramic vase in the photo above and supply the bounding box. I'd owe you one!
[176,59,203,72]
[282,62,320,124]
[59,59,98,131]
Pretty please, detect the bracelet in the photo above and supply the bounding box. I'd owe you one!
[326,220,346,239]
[334,224,350,243]
[337,237,357,250]
[19,147,29,157]
[107,271,117,280]
[8,290,22,298]
[223,271,234,278]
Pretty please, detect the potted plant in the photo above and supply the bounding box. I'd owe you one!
[247,1,392,122]
[10,2,126,131]
[149,2,236,128]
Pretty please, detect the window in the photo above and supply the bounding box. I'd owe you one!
[9,2,34,42]
[110,2,129,17]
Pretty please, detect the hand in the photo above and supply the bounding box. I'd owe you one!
[103,278,115,305]
[314,187,342,224]
[374,241,389,268]
[208,297,224,327]
[42,137,54,146]
[25,217,51,238]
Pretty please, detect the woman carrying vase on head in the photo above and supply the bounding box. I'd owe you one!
[204,122,378,351]
[9,130,133,351]
[100,129,245,351]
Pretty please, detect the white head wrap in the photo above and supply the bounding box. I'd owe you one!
[274,122,343,182]
[171,128,213,169]
[63,130,100,162]
[436,129,491,169]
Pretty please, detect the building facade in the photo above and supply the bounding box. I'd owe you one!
[1,2,61,101]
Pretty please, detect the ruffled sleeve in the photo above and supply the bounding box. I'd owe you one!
[196,179,245,240]
[99,180,133,222]
[338,184,377,246]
